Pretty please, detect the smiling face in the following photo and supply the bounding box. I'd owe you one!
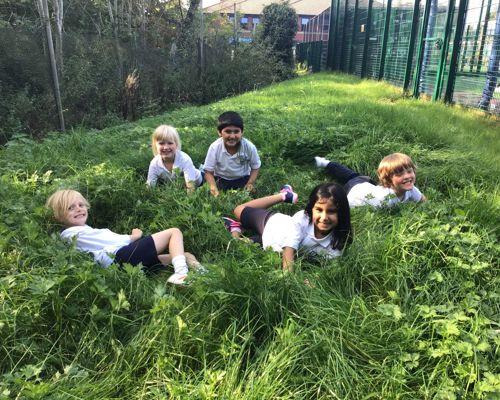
[390,167,416,198]
[311,197,338,238]
[218,125,243,153]
[156,139,178,162]
[63,194,89,227]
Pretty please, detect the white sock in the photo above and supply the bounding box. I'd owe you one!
[314,156,330,168]
[171,255,188,275]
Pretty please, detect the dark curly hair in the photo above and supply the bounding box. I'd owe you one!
[304,183,353,250]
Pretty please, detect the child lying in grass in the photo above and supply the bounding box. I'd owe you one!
[223,183,352,272]
[315,152,427,208]
[46,189,203,285]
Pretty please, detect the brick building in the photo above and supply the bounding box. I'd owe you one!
[203,0,331,43]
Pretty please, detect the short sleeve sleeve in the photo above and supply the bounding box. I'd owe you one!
[280,211,308,249]
[203,142,218,172]
[247,140,261,169]
[146,158,159,186]
[178,152,199,183]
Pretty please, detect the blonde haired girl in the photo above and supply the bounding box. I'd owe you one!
[147,125,203,193]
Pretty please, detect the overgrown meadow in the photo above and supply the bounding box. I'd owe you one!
[0,72,498,399]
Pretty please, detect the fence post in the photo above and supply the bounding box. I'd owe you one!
[469,0,485,72]
[412,0,433,97]
[403,0,422,92]
[476,0,493,73]
[333,0,342,69]
[361,0,374,78]
[433,0,455,101]
[379,0,393,79]
[461,25,470,72]
[340,0,350,71]
[444,0,469,103]
[348,0,360,73]
[326,0,337,69]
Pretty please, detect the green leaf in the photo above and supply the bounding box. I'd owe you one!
[377,303,405,321]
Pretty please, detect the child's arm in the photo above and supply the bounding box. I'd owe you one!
[244,168,259,192]
[282,246,295,272]
[186,181,196,194]
[146,159,159,187]
[204,170,219,197]
[181,153,201,194]
[130,228,143,242]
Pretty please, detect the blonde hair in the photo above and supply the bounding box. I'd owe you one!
[46,190,90,223]
[377,153,416,188]
[151,125,181,155]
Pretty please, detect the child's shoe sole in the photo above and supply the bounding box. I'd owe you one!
[167,273,188,285]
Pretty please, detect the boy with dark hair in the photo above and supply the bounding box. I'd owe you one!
[203,111,261,197]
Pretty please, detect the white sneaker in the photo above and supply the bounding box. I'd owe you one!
[167,272,188,285]
[314,156,330,168]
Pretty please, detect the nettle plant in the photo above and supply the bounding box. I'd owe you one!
[404,214,498,398]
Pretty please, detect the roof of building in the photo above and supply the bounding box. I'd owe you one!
[203,0,331,16]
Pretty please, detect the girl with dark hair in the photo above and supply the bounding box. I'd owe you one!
[223,184,352,272]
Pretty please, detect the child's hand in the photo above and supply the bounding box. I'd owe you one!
[244,182,255,193]
[130,228,143,241]
[210,185,219,197]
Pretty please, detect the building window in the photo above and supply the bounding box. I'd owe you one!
[252,17,260,28]
[240,17,248,29]
[301,17,309,31]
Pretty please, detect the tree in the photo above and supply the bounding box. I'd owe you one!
[35,0,65,131]
[256,1,297,68]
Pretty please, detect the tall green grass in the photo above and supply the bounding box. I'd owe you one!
[0,72,498,399]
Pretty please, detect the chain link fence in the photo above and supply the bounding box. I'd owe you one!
[297,0,500,115]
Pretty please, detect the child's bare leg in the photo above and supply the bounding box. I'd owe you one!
[157,252,200,269]
[158,254,172,265]
[151,228,184,258]
[234,194,283,220]
[230,230,242,239]
[185,252,201,268]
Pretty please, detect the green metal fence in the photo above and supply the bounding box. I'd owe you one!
[320,0,500,114]
[296,41,327,72]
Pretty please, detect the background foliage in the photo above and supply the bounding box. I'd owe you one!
[0,72,499,399]
[0,0,289,144]
[256,1,298,74]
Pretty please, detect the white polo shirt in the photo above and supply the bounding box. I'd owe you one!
[203,138,261,180]
[147,151,202,187]
[61,225,131,267]
[262,210,342,259]
[348,183,423,207]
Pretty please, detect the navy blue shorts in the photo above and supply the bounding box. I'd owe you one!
[115,235,164,273]
[344,175,374,194]
[215,175,250,190]
[240,207,274,245]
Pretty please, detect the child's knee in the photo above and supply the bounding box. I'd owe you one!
[168,227,182,236]
[234,205,246,219]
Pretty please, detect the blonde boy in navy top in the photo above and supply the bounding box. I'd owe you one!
[203,111,261,197]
